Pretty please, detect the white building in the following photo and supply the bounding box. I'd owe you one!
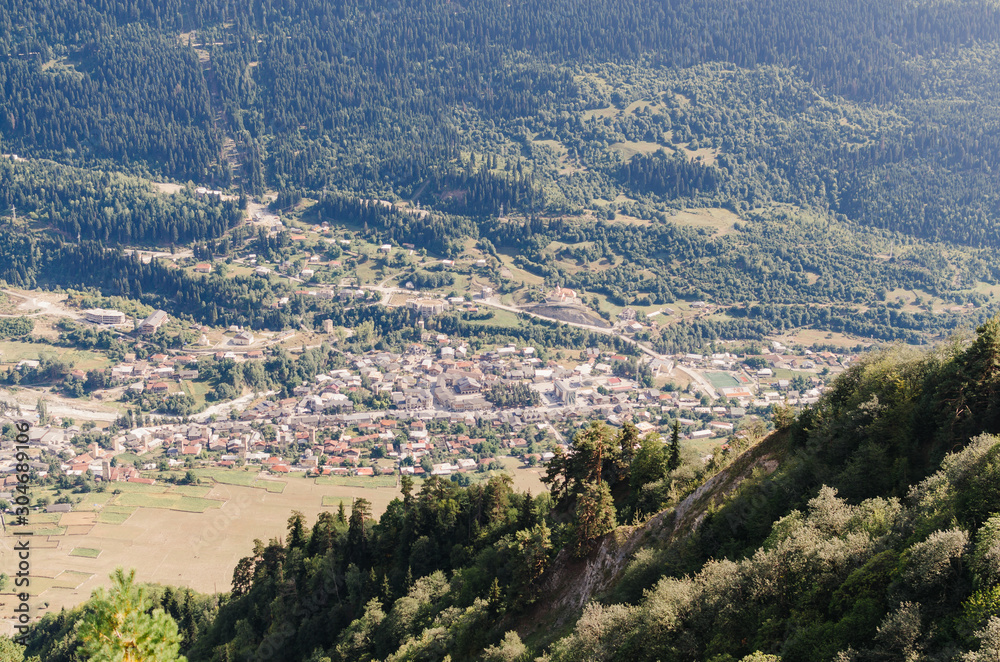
[84,308,126,325]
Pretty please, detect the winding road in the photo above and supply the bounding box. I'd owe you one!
[362,284,719,399]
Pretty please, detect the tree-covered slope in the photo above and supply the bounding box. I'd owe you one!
[5,0,1000,244]
[5,0,1000,344]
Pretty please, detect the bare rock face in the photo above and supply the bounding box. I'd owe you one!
[525,303,611,329]
[523,432,786,634]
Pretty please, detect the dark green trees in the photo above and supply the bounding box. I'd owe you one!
[667,421,682,472]
[572,482,617,557]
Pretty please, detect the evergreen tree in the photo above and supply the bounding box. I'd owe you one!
[667,420,682,472]
[348,498,372,561]
[400,475,414,510]
[572,482,617,557]
[631,433,667,491]
[78,568,186,662]
[287,510,307,549]
[0,636,32,662]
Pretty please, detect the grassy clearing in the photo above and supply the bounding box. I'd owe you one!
[110,482,168,494]
[316,475,397,488]
[115,492,223,512]
[463,308,522,329]
[57,570,93,585]
[173,496,226,512]
[193,468,258,486]
[30,513,62,524]
[766,368,822,382]
[173,485,213,497]
[322,495,349,507]
[669,208,740,236]
[0,340,110,370]
[608,141,667,159]
[580,106,618,120]
[191,467,288,492]
[684,437,726,459]
[495,458,548,494]
[495,251,546,286]
[26,571,93,595]
[32,526,68,536]
[69,547,101,558]
[18,475,416,615]
[182,380,212,409]
[778,328,867,349]
[97,506,136,524]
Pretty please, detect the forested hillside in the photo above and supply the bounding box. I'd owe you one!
[6,0,1000,242]
[2,0,1000,342]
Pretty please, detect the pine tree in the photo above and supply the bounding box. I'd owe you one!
[517,490,536,530]
[487,577,504,616]
[348,498,372,560]
[400,475,414,510]
[631,432,667,491]
[79,567,187,662]
[573,481,617,557]
[668,420,682,472]
[286,511,307,549]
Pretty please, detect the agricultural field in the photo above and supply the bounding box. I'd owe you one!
[497,458,548,494]
[69,547,101,558]
[0,475,409,622]
[0,340,110,371]
[0,459,549,628]
[461,308,522,329]
[315,475,397,488]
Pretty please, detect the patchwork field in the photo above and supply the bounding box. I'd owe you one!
[69,547,101,558]
[0,475,408,625]
[0,463,548,630]
[316,475,397,488]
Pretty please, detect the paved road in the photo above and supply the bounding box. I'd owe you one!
[673,364,718,399]
[363,284,719,399]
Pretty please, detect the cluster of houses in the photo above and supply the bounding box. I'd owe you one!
[0,305,863,491]
[0,335,847,491]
